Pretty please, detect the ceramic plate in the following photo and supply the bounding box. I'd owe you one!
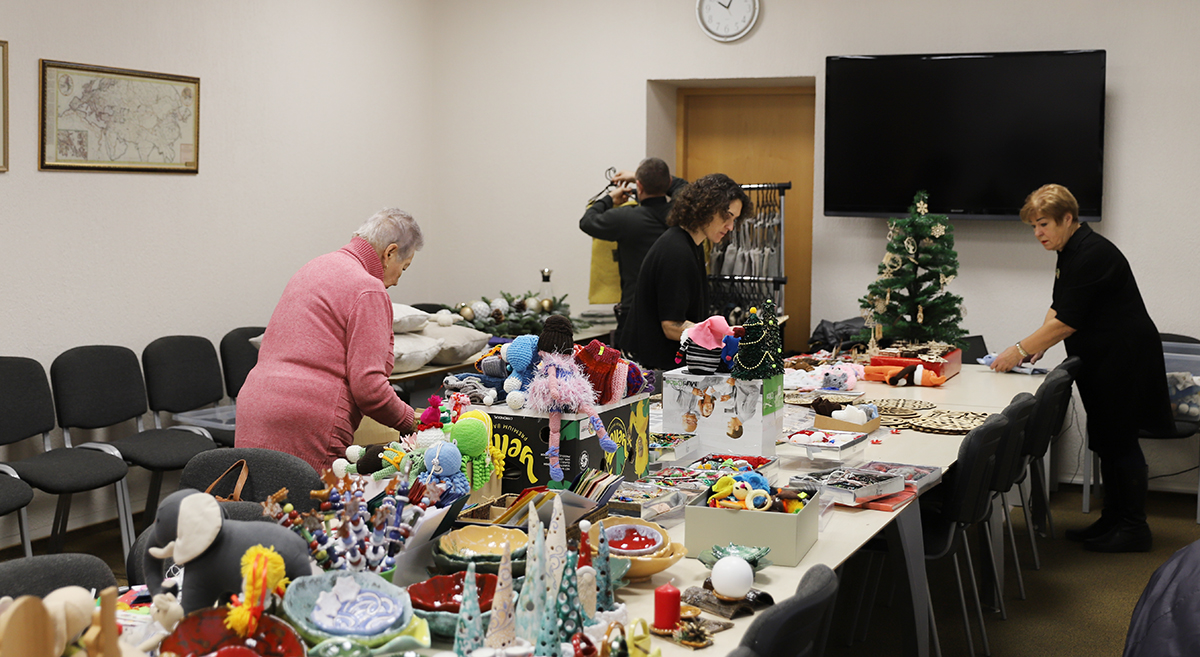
[281,570,414,648]
[438,525,529,559]
[697,550,774,573]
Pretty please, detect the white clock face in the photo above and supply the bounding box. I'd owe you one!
[697,0,759,42]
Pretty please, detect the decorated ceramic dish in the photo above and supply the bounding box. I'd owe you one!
[698,549,773,574]
[709,543,771,566]
[603,523,665,557]
[158,607,306,657]
[281,570,423,649]
[431,541,528,577]
[586,518,670,557]
[407,570,499,614]
[438,525,529,560]
[416,607,495,638]
[622,542,688,582]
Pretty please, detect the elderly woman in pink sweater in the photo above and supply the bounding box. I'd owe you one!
[236,208,421,472]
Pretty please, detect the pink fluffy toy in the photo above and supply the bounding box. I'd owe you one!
[525,315,619,481]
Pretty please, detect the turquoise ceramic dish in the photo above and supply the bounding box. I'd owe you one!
[282,570,416,648]
[415,608,494,638]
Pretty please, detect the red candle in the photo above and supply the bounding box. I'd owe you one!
[654,580,681,630]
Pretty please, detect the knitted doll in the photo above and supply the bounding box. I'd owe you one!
[502,334,541,409]
[333,441,410,480]
[452,411,495,491]
[418,440,471,505]
[525,315,618,481]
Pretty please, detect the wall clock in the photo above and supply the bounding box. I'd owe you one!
[696,0,759,42]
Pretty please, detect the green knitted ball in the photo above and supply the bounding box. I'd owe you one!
[451,416,490,458]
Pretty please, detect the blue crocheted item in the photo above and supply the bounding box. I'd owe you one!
[506,334,541,388]
[733,471,770,492]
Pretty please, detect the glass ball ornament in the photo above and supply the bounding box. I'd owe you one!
[710,556,754,600]
[540,298,553,313]
[459,306,475,321]
[524,296,541,313]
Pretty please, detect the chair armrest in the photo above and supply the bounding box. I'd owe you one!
[171,425,215,442]
[0,463,20,478]
[78,442,126,459]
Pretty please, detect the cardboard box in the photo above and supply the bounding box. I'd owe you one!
[454,490,608,543]
[661,369,783,457]
[813,414,882,434]
[486,394,650,493]
[870,348,962,379]
[684,488,819,567]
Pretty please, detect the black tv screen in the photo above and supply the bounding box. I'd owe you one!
[824,50,1106,221]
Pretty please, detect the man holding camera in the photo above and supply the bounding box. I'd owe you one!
[579,157,687,349]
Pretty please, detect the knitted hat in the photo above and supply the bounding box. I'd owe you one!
[626,361,646,394]
[683,338,722,375]
[538,314,574,354]
[577,339,620,399]
[684,316,734,351]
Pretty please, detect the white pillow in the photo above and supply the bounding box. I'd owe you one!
[392,333,444,373]
[420,324,492,365]
[392,303,430,333]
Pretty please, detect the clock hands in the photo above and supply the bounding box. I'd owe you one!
[718,0,732,8]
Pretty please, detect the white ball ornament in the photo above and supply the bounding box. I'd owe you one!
[490,297,511,314]
[470,301,492,320]
[524,296,541,313]
[710,556,754,600]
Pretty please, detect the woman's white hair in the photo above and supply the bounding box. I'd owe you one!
[354,208,424,259]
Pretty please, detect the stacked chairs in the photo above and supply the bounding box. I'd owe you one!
[0,356,135,559]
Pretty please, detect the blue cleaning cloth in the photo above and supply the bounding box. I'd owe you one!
[977,353,1048,375]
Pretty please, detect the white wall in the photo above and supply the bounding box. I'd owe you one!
[3,0,1199,547]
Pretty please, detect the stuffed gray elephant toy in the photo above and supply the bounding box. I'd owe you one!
[143,488,314,614]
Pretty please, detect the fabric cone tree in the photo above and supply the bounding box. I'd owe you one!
[731,301,784,380]
[859,191,967,346]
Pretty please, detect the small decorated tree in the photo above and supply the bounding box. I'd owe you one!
[553,552,587,643]
[731,301,784,380]
[454,562,485,656]
[859,191,967,347]
[595,520,616,613]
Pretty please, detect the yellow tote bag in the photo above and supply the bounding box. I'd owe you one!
[586,198,636,305]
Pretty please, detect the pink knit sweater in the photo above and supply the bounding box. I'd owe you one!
[236,237,415,472]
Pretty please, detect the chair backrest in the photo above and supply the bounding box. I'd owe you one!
[0,356,56,448]
[1024,369,1074,461]
[50,345,148,430]
[0,553,117,598]
[179,447,323,513]
[1160,333,1200,344]
[143,335,225,414]
[992,392,1037,493]
[738,564,839,657]
[219,327,265,399]
[1054,355,1082,383]
[941,414,1008,526]
[961,335,989,364]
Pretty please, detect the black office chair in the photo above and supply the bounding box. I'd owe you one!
[219,326,265,400]
[143,336,235,447]
[920,414,1008,657]
[50,345,218,533]
[980,392,1037,614]
[178,447,323,513]
[1160,333,1200,345]
[738,564,839,657]
[1016,367,1075,568]
[0,466,34,558]
[0,356,135,560]
[0,553,118,599]
[961,335,989,364]
[1135,347,1200,522]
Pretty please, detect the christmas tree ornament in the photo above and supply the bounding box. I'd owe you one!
[931,223,946,238]
[916,200,929,215]
[454,562,486,656]
[484,541,517,648]
[917,305,924,324]
[904,236,917,254]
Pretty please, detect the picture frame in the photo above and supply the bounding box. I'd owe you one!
[39,59,199,173]
[1,41,8,172]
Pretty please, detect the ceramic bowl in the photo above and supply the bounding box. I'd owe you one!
[698,549,773,574]
[158,608,306,657]
[438,525,529,560]
[586,517,670,557]
[407,570,499,614]
[621,542,688,582]
[415,608,494,638]
[709,543,772,566]
[281,570,415,648]
[432,541,528,577]
[603,523,665,557]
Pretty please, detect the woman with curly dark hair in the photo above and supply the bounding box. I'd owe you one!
[620,173,752,370]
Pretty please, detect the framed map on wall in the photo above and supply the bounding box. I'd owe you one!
[39,59,199,173]
[2,41,8,172]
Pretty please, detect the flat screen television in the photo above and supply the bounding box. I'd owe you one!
[824,49,1106,221]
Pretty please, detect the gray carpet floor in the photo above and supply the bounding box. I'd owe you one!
[4,484,1198,656]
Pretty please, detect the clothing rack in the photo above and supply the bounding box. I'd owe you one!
[708,182,790,325]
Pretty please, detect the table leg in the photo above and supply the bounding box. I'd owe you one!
[885,499,930,657]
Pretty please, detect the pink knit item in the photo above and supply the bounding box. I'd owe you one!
[525,351,597,413]
[603,360,629,405]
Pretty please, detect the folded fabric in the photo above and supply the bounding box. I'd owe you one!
[976,353,1048,375]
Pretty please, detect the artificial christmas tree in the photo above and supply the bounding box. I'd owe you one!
[859,191,967,347]
[731,300,784,380]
